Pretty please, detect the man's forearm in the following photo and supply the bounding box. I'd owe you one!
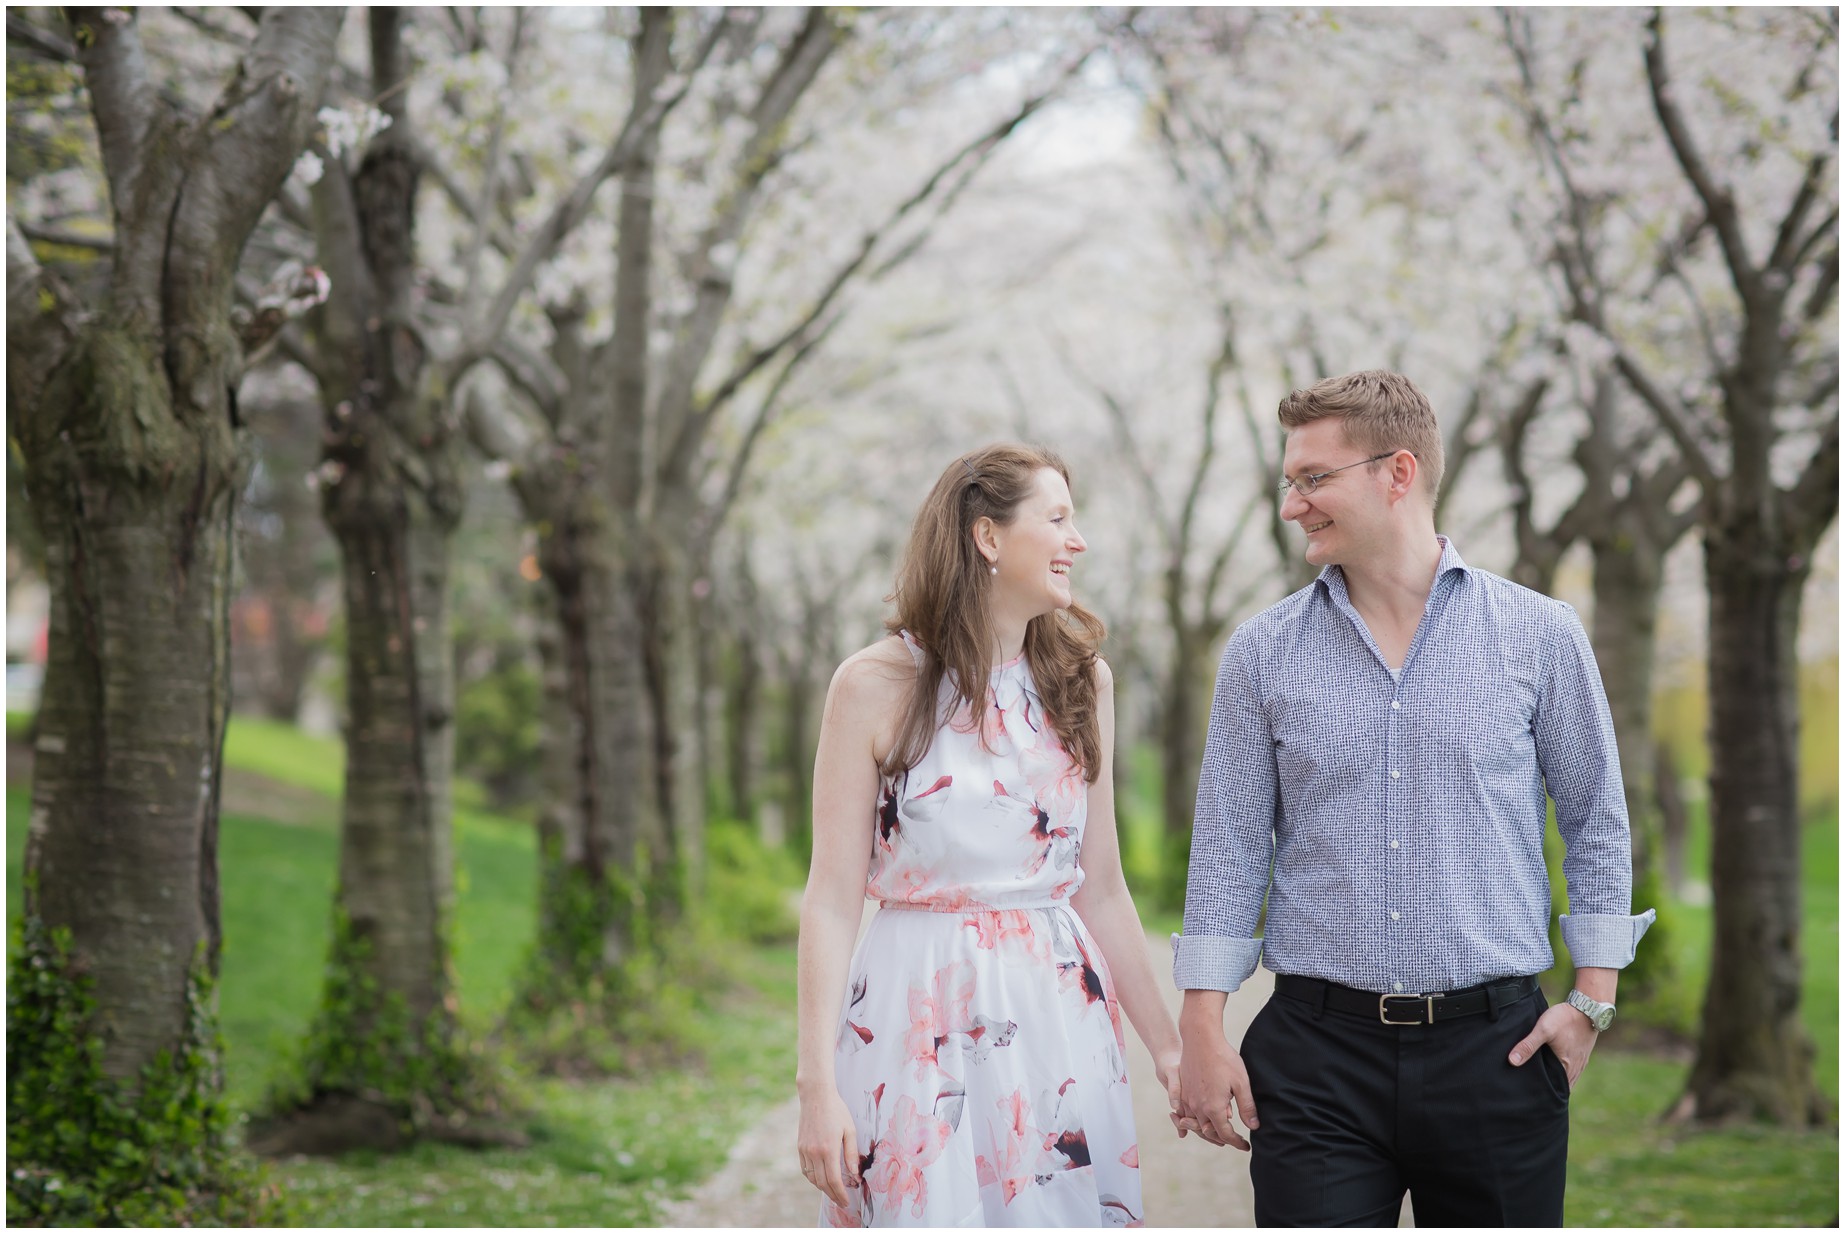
[1573,966,1617,1004]
[1180,988,1231,1034]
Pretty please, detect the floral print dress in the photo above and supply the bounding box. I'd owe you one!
[822,633,1142,1228]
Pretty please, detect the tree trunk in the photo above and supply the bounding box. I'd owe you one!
[643,519,706,912]
[1586,518,1670,995]
[22,323,239,1085]
[7,7,341,1212]
[515,485,662,1017]
[263,10,517,1149]
[1655,739,1690,902]
[1683,525,1824,1123]
[726,612,763,826]
[1159,622,1211,910]
[780,649,820,855]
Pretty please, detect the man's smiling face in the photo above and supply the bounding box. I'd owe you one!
[1279,418,1391,569]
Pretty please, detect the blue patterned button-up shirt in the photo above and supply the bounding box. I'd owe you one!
[1174,537,1654,996]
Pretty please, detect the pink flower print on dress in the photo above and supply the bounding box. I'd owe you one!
[975,682,1019,755]
[903,960,976,1079]
[991,778,1077,879]
[1119,1144,1139,1168]
[903,774,954,822]
[964,908,1050,964]
[1039,1077,1091,1171]
[863,1094,953,1220]
[1100,1193,1145,1227]
[876,776,903,844]
[962,1013,1019,1063]
[977,1087,1042,1205]
[840,973,875,1054]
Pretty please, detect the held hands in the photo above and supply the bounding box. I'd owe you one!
[796,1088,859,1209]
[1176,1030,1259,1151]
[1508,1002,1598,1088]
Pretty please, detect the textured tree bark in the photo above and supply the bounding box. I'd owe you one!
[1630,11,1836,1126]
[7,3,341,1192]
[23,324,240,1084]
[1685,527,1822,1123]
[519,475,662,1001]
[1585,516,1671,994]
[1158,621,1212,906]
[265,9,491,1148]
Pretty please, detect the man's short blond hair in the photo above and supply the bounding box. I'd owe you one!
[1277,370,1445,501]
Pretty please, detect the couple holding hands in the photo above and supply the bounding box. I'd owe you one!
[794,371,1653,1228]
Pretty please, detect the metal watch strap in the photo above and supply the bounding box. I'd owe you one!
[1566,988,1616,1031]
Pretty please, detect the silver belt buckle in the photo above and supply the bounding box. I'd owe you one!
[1378,992,1437,1025]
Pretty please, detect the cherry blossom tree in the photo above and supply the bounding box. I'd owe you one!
[1508,6,1837,1123]
[457,10,1100,1058]
[4,6,339,1215]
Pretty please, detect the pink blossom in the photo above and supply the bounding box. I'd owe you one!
[863,1095,953,1219]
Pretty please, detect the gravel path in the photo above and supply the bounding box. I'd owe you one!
[662,932,1274,1228]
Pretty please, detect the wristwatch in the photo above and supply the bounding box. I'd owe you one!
[1566,988,1617,1031]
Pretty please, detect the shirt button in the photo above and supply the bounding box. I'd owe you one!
[1393,982,1405,992]
[1390,769,1401,780]
[1390,840,1400,849]
[1392,700,1401,710]
[1390,911,1401,921]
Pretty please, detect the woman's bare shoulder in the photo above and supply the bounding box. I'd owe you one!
[829,637,917,708]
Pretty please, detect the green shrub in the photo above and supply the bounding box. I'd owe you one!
[6,916,285,1226]
[455,657,541,811]
[704,819,802,945]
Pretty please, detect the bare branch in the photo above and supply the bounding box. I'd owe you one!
[1766,123,1837,276]
[459,8,529,311]
[699,315,844,556]
[1786,412,1840,552]
[1174,331,1235,563]
[650,11,846,449]
[1198,487,1266,622]
[16,222,114,253]
[8,13,77,61]
[68,7,160,198]
[1609,343,1723,493]
[173,7,252,47]
[675,43,1099,481]
[7,214,85,417]
[1803,245,1839,324]
[461,11,723,362]
[1055,332,1173,552]
[186,7,344,262]
[461,379,550,469]
[489,337,565,425]
[1437,384,1489,510]
[1645,9,1758,301]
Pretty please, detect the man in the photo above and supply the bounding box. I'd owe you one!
[1173,371,1653,1226]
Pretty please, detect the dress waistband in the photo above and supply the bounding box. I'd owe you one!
[874,900,1068,915]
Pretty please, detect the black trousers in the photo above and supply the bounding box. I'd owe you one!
[1241,979,1570,1228]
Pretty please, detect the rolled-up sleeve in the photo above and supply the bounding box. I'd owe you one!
[1536,605,1655,967]
[1173,625,1278,993]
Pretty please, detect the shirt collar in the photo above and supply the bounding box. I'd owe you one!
[1315,535,1471,604]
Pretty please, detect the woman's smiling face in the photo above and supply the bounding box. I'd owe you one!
[988,467,1087,618]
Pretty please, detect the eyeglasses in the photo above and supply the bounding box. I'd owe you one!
[1277,452,1400,497]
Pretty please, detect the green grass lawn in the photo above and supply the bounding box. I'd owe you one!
[6,716,801,1226]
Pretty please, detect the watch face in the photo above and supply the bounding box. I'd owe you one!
[1592,1005,1616,1031]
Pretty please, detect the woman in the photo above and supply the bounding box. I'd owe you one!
[795,444,1182,1227]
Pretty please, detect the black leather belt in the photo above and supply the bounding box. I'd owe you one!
[1275,974,1540,1025]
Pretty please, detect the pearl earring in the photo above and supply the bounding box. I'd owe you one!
[990,562,999,575]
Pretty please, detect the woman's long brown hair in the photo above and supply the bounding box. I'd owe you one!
[881,444,1106,783]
